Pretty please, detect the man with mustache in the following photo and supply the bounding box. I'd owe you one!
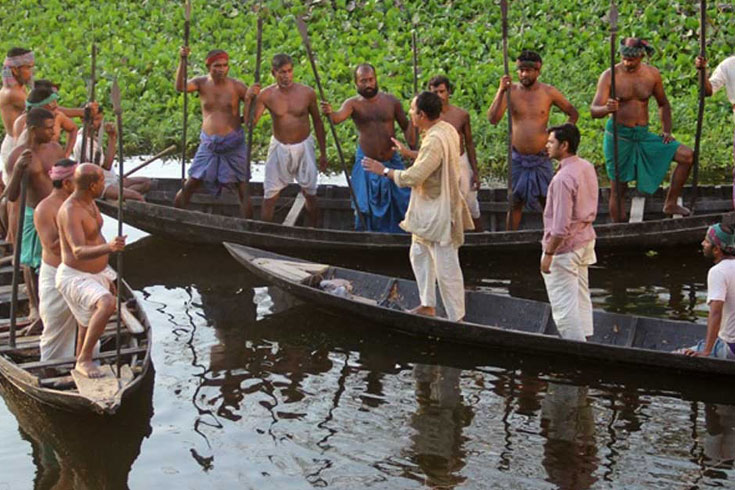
[488,50,579,231]
[591,37,694,221]
[321,64,413,232]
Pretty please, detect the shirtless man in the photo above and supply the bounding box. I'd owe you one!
[56,164,125,378]
[15,85,78,157]
[591,37,694,221]
[34,159,78,361]
[253,54,327,226]
[488,50,579,230]
[321,64,413,232]
[174,48,259,217]
[0,47,34,183]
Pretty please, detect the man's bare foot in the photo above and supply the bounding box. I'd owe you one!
[663,203,691,217]
[409,305,436,317]
[74,361,104,379]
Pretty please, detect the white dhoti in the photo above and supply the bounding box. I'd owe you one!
[263,135,318,199]
[541,240,596,341]
[102,168,120,193]
[409,238,466,322]
[55,264,116,326]
[1,134,16,185]
[457,153,480,219]
[38,262,77,361]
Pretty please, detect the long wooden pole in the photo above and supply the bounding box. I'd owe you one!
[88,43,97,163]
[8,172,28,349]
[500,0,513,220]
[111,79,124,378]
[296,17,368,230]
[690,0,707,211]
[181,0,191,186]
[123,145,177,178]
[411,30,419,148]
[80,44,96,164]
[609,0,622,221]
[244,16,263,211]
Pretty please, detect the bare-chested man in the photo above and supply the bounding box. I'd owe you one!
[34,159,78,361]
[321,64,413,232]
[253,54,327,226]
[14,85,78,157]
[0,47,34,184]
[56,163,125,378]
[174,48,259,217]
[488,50,579,231]
[591,37,694,221]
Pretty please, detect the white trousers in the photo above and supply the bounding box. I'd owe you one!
[409,238,465,322]
[38,262,77,361]
[541,240,596,341]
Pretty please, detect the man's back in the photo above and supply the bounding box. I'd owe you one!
[34,192,66,267]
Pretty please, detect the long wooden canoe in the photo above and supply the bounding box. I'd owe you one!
[224,242,733,377]
[99,178,732,254]
[0,274,153,415]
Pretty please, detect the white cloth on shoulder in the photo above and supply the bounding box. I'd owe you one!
[1,134,16,185]
[458,152,480,219]
[264,135,318,199]
[72,135,119,192]
[55,263,116,326]
[38,261,77,361]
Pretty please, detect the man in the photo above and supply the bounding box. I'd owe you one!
[695,55,735,208]
[72,107,150,201]
[680,214,735,359]
[56,163,125,378]
[540,123,598,341]
[488,50,579,231]
[0,47,34,183]
[34,159,78,361]
[321,64,413,232]
[362,91,473,322]
[14,85,78,158]
[253,54,327,226]
[174,48,259,217]
[591,37,694,221]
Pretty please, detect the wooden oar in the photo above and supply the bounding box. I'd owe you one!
[88,43,97,163]
[123,145,177,178]
[244,15,263,213]
[8,171,28,349]
[609,0,622,221]
[500,0,513,223]
[411,30,419,148]
[181,0,192,186]
[296,16,368,231]
[111,79,124,378]
[690,0,707,211]
[79,43,97,164]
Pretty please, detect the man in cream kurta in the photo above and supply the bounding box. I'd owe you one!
[362,91,474,321]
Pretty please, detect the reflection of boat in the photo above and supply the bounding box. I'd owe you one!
[98,178,732,255]
[224,243,734,377]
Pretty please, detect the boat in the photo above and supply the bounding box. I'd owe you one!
[224,242,733,377]
[98,178,732,254]
[0,269,153,415]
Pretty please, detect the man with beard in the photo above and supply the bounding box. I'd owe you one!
[591,37,694,221]
[0,47,34,186]
[488,50,579,231]
[253,54,327,226]
[321,64,413,232]
[174,48,259,217]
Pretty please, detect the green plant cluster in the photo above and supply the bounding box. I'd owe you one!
[1,0,734,183]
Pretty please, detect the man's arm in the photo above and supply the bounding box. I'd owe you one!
[362,134,441,187]
[58,113,78,158]
[62,207,125,260]
[34,205,60,254]
[461,112,481,190]
[685,301,724,357]
[590,69,617,119]
[651,70,674,142]
[0,91,25,137]
[487,75,511,125]
[550,87,579,125]
[175,47,199,93]
[239,80,260,123]
[252,89,268,126]
[320,99,353,125]
[58,102,99,120]
[6,148,30,202]
[103,122,117,170]
[308,90,328,172]
[395,99,414,148]
[540,180,572,273]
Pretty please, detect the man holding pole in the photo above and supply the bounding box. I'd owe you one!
[591,37,694,221]
[174,48,259,217]
[488,50,579,231]
[0,47,34,183]
[253,54,327,226]
[321,64,413,233]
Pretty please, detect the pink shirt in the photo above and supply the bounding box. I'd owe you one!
[542,155,598,254]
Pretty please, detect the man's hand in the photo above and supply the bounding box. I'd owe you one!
[85,101,99,117]
[318,154,328,173]
[246,83,260,100]
[682,348,708,357]
[661,132,675,144]
[606,98,619,114]
[320,101,333,115]
[471,171,481,191]
[17,149,32,171]
[695,56,707,70]
[498,75,512,92]
[391,137,416,160]
[104,122,116,137]
[361,156,385,176]
[540,254,553,274]
[108,235,127,253]
[180,46,190,58]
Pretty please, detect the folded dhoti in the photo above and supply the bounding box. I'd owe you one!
[264,135,318,199]
[458,152,480,219]
[511,147,553,211]
[189,128,249,194]
[38,261,77,361]
[20,206,42,271]
[102,168,120,193]
[55,264,116,326]
[1,134,16,185]
[603,118,681,194]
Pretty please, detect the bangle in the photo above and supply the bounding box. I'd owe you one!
[544,251,554,256]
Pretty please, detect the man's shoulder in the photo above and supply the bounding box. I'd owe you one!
[35,195,61,220]
[447,104,469,118]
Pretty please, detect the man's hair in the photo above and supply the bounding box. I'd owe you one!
[26,86,54,105]
[427,75,452,93]
[205,49,227,65]
[272,53,293,71]
[547,123,581,154]
[354,63,376,81]
[34,79,59,92]
[517,50,542,64]
[26,107,54,129]
[415,91,443,120]
[7,47,31,58]
[51,158,76,188]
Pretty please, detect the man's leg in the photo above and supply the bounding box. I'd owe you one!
[75,293,115,378]
[409,239,437,316]
[434,243,466,322]
[608,181,629,223]
[663,144,694,216]
[236,182,254,219]
[575,242,596,338]
[174,177,203,209]
[23,266,40,325]
[542,251,585,341]
[506,201,524,231]
[303,192,319,227]
[261,192,280,222]
[104,186,145,202]
[123,177,151,195]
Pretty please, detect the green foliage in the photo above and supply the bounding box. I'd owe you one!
[1,0,733,182]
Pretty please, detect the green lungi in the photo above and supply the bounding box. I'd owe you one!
[603,118,681,194]
[20,206,42,271]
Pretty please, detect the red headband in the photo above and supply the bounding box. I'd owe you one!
[206,51,229,66]
[49,163,77,181]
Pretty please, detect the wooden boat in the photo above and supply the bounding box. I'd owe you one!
[224,242,734,377]
[98,177,732,254]
[0,272,153,415]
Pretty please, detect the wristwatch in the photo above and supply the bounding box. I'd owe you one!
[383,167,390,177]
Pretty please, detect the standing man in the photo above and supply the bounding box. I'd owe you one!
[540,124,598,341]
[174,48,259,217]
[15,85,78,158]
[591,37,694,221]
[253,54,327,226]
[34,159,78,361]
[0,47,34,183]
[321,64,413,232]
[488,50,579,231]
[56,164,125,378]
[362,92,473,322]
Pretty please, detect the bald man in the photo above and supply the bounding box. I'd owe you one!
[56,163,125,378]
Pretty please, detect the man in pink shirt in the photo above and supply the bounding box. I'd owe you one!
[540,123,598,341]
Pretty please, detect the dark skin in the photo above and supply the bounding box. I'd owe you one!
[0,61,33,138]
[694,56,718,97]
[488,62,578,231]
[34,176,74,268]
[590,43,694,221]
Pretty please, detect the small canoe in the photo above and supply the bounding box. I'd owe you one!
[224,242,733,377]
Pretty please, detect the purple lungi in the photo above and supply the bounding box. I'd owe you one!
[189,128,249,194]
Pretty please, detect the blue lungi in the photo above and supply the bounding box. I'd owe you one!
[351,147,410,233]
[189,128,249,194]
[511,147,554,211]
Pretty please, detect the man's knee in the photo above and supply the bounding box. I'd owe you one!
[677,145,694,166]
[96,294,116,316]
